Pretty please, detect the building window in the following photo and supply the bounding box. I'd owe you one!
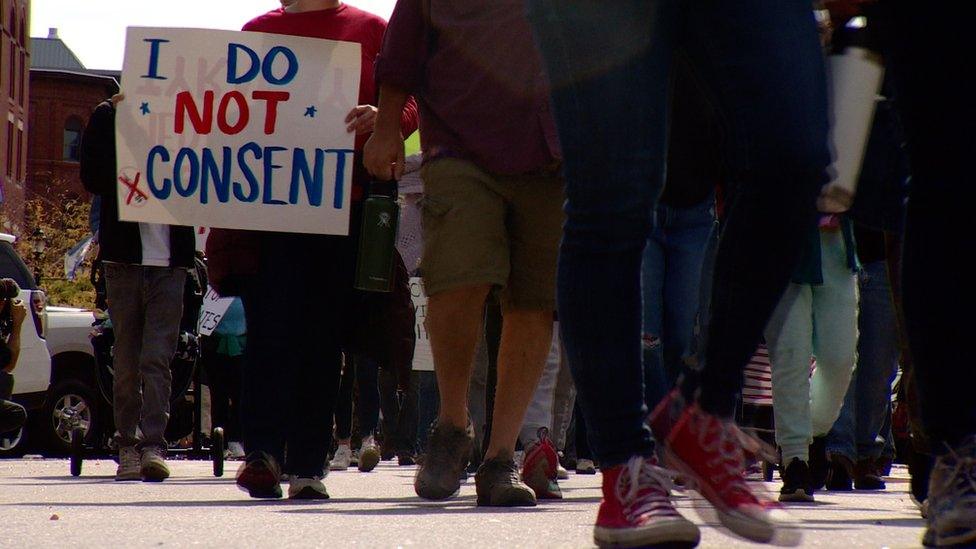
[16,127,22,180]
[18,49,24,104]
[63,117,84,161]
[7,43,14,99]
[6,121,13,177]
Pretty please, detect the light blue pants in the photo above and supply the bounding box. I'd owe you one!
[765,230,857,463]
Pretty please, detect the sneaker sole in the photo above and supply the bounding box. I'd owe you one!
[358,449,381,473]
[140,464,170,482]
[289,487,330,500]
[938,528,976,547]
[115,472,141,482]
[476,491,538,507]
[594,520,701,548]
[663,447,777,544]
[778,489,814,503]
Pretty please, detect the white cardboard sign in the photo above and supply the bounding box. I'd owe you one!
[409,277,433,372]
[115,27,361,235]
[198,285,235,336]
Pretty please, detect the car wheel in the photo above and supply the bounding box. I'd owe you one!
[44,380,98,455]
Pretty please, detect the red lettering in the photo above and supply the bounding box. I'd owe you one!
[251,91,290,135]
[174,90,214,134]
[217,91,250,135]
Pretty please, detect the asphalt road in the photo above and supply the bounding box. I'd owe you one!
[0,458,927,548]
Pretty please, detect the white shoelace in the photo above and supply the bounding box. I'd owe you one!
[615,456,679,520]
[696,416,756,501]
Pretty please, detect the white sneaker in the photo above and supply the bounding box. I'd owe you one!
[288,477,329,500]
[115,446,141,481]
[576,458,597,475]
[359,435,381,473]
[514,450,525,469]
[330,444,352,471]
[226,441,245,460]
[556,463,570,480]
[350,449,360,467]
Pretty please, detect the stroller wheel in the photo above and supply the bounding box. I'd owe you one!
[211,427,225,477]
[70,427,85,477]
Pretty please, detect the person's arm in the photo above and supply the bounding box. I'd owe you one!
[2,301,27,373]
[364,85,412,180]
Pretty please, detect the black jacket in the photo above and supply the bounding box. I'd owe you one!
[80,101,195,268]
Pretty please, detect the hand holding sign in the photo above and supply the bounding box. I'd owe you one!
[116,27,362,235]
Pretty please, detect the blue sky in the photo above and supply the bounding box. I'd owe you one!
[29,0,397,70]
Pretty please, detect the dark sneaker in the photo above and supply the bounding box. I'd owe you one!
[923,437,976,547]
[520,427,562,500]
[824,453,854,491]
[414,422,473,500]
[398,453,416,466]
[853,459,886,490]
[237,451,283,499]
[115,446,141,481]
[594,456,700,548]
[288,477,329,500]
[779,458,814,502]
[475,457,537,507]
[358,435,381,473]
[140,446,171,482]
[663,403,795,544]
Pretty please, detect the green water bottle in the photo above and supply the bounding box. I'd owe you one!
[354,181,400,292]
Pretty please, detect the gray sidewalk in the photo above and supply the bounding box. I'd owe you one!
[0,459,926,548]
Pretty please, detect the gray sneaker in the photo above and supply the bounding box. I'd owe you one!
[115,446,141,481]
[475,457,537,507]
[414,422,473,500]
[923,437,976,547]
[140,446,171,482]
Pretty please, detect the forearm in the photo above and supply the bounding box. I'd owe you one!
[375,85,411,136]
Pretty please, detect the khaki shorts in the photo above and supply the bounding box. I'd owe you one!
[420,158,565,311]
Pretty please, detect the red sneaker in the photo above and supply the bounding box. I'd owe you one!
[663,404,794,544]
[648,388,686,442]
[594,455,700,548]
[521,427,562,499]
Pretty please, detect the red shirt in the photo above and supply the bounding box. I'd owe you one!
[375,0,560,176]
[243,5,419,192]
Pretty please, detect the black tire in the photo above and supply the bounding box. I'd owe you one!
[70,427,85,477]
[211,427,224,477]
[44,379,99,456]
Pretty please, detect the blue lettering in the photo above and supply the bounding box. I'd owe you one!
[201,147,232,204]
[146,145,172,198]
[173,148,200,197]
[142,38,170,80]
[227,43,261,84]
[289,148,324,206]
[262,46,299,86]
[262,146,288,205]
[324,149,354,209]
[234,143,262,203]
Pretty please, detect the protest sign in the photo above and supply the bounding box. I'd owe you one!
[116,27,361,235]
[409,278,433,372]
[198,285,235,336]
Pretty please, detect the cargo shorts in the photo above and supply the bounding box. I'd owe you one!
[419,157,565,311]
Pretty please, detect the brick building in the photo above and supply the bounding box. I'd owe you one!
[0,0,30,233]
[27,28,118,202]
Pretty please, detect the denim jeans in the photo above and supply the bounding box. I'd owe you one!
[528,0,829,464]
[764,230,858,463]
[642,197,716,409]
[379,368,420,456]
[105,263,186,450]
[826,260,899,462]
[334,355,381,441]
[239,233,352,477]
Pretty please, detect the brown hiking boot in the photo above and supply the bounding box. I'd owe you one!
[414,422,473,500]
[476,457,537,507]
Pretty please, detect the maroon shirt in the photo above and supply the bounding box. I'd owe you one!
[375,0,561,175]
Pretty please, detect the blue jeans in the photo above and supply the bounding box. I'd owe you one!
[528,0,829,465]
[826,260,899,462]
[642,197,716,409]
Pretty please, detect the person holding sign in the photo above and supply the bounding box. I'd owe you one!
[81,94,197,482]
[206,0,419,500]
[367,0,565,508]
